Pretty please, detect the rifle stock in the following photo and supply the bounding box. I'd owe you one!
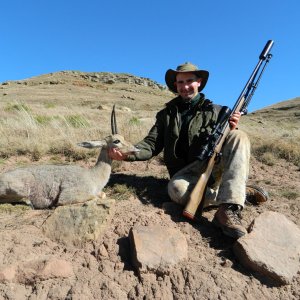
[183,125,230,220]
[183,40,274,220]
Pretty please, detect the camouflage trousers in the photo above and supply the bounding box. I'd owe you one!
[167,130,250,208]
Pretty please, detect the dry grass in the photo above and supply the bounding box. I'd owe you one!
[1,100,299,169]
[252,139,300,167]
[104,183,137,201]
[240,99,300,167]
[0,71,171,167]
[0,99,151,163]
[0,74,299,171]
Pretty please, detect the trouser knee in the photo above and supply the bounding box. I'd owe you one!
[167,178,189,206]
[226,129,250,145]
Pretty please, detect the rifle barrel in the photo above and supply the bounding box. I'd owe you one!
[232,40,274,113]
[259,40,274,60]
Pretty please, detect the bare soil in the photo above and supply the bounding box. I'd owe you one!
[0,155,299,300]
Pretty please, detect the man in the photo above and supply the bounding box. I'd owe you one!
[109,62,267,239]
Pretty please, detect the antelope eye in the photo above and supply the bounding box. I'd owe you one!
[113,139,120,144]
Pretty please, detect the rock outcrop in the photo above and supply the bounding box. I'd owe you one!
[129,224,188,274]
[42,199,115,248]
[233,211,300,285]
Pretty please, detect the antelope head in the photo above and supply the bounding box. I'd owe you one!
[78,105,140,155]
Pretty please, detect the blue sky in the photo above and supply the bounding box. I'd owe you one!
[1,0,299,112]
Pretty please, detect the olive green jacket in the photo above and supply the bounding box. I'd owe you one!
[127,93,222,177]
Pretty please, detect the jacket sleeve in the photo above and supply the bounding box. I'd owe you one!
[126,110,165,161]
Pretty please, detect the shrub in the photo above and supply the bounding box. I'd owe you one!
[252,140,300,167]
[259,152,276,166]
[31,148,42,161]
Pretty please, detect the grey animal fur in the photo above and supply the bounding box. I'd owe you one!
[0,134,139,209]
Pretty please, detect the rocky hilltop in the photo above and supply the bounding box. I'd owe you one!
[0,71,173,117]
[1,71,166,90]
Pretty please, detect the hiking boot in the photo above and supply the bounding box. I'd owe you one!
[212,204,247,239]
[246,185,269,205]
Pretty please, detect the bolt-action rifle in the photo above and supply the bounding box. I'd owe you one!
[183,40,274,220]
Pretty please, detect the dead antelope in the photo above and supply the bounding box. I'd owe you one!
[0,105,139,209]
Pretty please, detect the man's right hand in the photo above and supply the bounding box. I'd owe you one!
[108,148,128,161]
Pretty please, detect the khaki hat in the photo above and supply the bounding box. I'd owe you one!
[165,62,209,93]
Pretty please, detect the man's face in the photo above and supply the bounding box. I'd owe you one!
[174,72,202,101]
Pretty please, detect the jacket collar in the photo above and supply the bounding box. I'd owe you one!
[165,93,206,109]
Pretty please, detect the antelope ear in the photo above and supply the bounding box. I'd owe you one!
[77,140,106,149]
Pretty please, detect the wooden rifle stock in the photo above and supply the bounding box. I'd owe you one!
[183,125,230,220]
[183,40,274,221]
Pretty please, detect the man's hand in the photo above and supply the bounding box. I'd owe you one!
[108,148,128,161]
[229,112,241,130]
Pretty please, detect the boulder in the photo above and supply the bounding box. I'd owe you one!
[233,211,300,285]
[42,199,115,248]
[129,224,188,274]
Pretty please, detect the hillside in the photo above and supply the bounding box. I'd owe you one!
[0,72,299,299]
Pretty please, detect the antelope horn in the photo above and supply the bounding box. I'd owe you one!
[111,104,118,134]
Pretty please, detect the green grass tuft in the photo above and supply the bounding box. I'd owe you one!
[44,102,56,108]
[104,184,136,201]
[34,115,53,125]
[281,189,299,200]
[129,116,141,126]
[65,115,90,128]
[4,103,31,112]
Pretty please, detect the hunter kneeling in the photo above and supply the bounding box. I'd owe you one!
[108,62,267,239]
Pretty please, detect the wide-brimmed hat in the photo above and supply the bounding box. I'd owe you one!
[165,62,209,93]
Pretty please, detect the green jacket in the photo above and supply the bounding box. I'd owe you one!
[127,93,222,177]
